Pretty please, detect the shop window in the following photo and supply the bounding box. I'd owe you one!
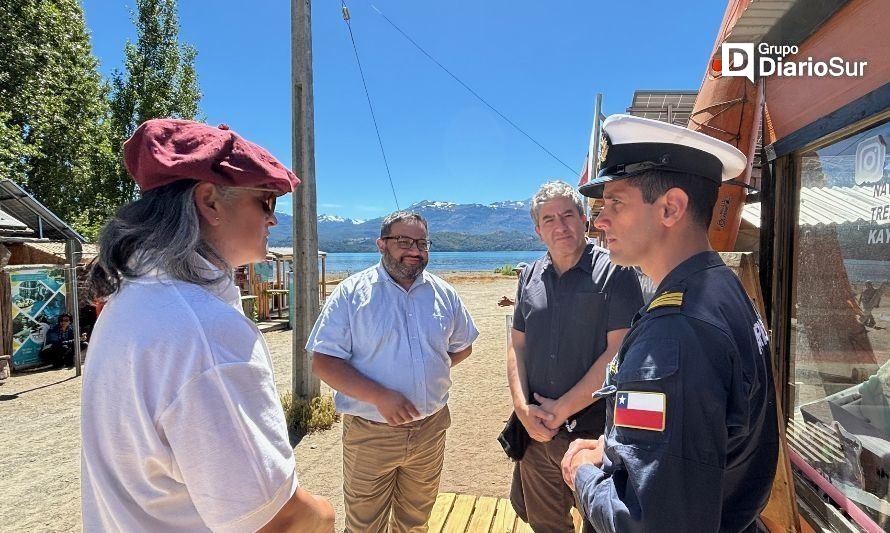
[789,119,890,529]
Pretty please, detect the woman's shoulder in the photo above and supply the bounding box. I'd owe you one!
[106,281,264,366]
[114,279,252,333]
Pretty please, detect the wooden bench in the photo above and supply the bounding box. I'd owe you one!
[429,493,582,533]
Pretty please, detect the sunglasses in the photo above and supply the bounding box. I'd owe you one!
[257,195,276,215]
[232,187,277,215]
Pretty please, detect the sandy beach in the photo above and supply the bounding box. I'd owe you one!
[0,272,520,532]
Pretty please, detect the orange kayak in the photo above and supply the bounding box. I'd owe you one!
[689,0,761,252]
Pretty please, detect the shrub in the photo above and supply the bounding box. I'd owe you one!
[494,264,515,276]
[280,392,338,433]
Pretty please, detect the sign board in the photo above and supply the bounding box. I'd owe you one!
[9,268,66,368]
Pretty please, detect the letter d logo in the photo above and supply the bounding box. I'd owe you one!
[721,43,754,83]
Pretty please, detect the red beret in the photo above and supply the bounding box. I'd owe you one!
[123,118,299,195]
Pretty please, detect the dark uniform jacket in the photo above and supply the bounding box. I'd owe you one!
[575,251,779,532]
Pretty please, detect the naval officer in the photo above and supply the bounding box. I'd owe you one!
[563,114,779,532]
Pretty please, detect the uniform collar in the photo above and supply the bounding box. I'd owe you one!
[653,251,724,294]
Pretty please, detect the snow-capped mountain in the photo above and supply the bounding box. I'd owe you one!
[270,198,543,252]
[318,214,365,224]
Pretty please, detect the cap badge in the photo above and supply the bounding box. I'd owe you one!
[597,133,610,170]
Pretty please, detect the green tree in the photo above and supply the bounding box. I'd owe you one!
[108,0,202,205]
[0,0,115,238]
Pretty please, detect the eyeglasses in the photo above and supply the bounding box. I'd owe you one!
[381,236,431,251]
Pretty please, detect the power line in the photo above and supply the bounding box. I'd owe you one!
[341,2,400,210]
[370,4,577,176]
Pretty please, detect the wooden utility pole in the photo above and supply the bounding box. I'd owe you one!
[291,0,321,399]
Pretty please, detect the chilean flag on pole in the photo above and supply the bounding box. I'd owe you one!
[614,391,666,431]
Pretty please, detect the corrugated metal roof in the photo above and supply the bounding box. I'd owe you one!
[743,186,888,227]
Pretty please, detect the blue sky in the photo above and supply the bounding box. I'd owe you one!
[81,0,727,220]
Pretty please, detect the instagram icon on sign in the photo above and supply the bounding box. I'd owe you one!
[854,135,887,186]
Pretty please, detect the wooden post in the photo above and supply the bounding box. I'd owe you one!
[66,240,83,378]
[320,253,326,303]
[291,0,321,399]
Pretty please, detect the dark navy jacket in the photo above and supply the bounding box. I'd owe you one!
[575,251,779,533]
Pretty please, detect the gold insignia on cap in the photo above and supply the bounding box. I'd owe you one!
[597,133,610,170]
[647,291,684,311]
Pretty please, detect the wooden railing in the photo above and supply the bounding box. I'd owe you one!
[239,277,348,322]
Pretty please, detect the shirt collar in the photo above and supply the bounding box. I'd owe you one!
[373,261,430,292]
[653,251,724,294]
[541,242,596,276]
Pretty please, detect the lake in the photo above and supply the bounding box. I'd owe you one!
[323,251,544,274]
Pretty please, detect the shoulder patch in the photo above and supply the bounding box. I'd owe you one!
[647,291,684,311]
[614,391,666,431]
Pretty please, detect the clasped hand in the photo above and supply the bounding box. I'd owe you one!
[560,436,605,490]
[516,393,573,442]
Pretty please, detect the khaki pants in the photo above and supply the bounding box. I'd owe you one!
[510,431,597,533]
[342,406,451,533]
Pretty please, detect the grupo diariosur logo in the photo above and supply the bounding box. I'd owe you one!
[721,42,868,83]
[854,135,887,186]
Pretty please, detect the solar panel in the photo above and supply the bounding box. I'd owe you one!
[626,90,698,127]
[0,179,85,242]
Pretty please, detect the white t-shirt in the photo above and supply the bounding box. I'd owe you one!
[81,259,297,532]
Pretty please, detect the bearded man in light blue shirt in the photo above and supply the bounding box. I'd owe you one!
[307,210,479,532]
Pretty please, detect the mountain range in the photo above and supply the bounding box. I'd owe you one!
[270,199,546,252]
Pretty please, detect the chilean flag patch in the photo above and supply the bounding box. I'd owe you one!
[614,391,666,431]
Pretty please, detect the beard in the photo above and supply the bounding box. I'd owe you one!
[381,248,428,282]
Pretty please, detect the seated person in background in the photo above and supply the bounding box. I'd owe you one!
[41,313,88,368]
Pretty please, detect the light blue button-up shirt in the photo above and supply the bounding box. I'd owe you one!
[306,262,479,422]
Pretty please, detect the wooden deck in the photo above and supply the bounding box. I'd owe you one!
[429,493,582,533]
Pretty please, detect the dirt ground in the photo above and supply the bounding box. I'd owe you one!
[0,272,520,532]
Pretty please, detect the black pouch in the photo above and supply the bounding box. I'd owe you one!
[498,412,530,461]
[564,402,607,435]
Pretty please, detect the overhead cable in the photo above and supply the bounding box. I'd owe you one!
[341,1,400,210]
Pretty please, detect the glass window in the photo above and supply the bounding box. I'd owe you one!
[789,119,890,529]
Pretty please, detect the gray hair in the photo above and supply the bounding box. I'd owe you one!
[88,180,232,299]
[379,211,429,238]
[530,180,585,225]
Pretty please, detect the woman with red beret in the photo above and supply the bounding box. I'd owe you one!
[81,119,333,532]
